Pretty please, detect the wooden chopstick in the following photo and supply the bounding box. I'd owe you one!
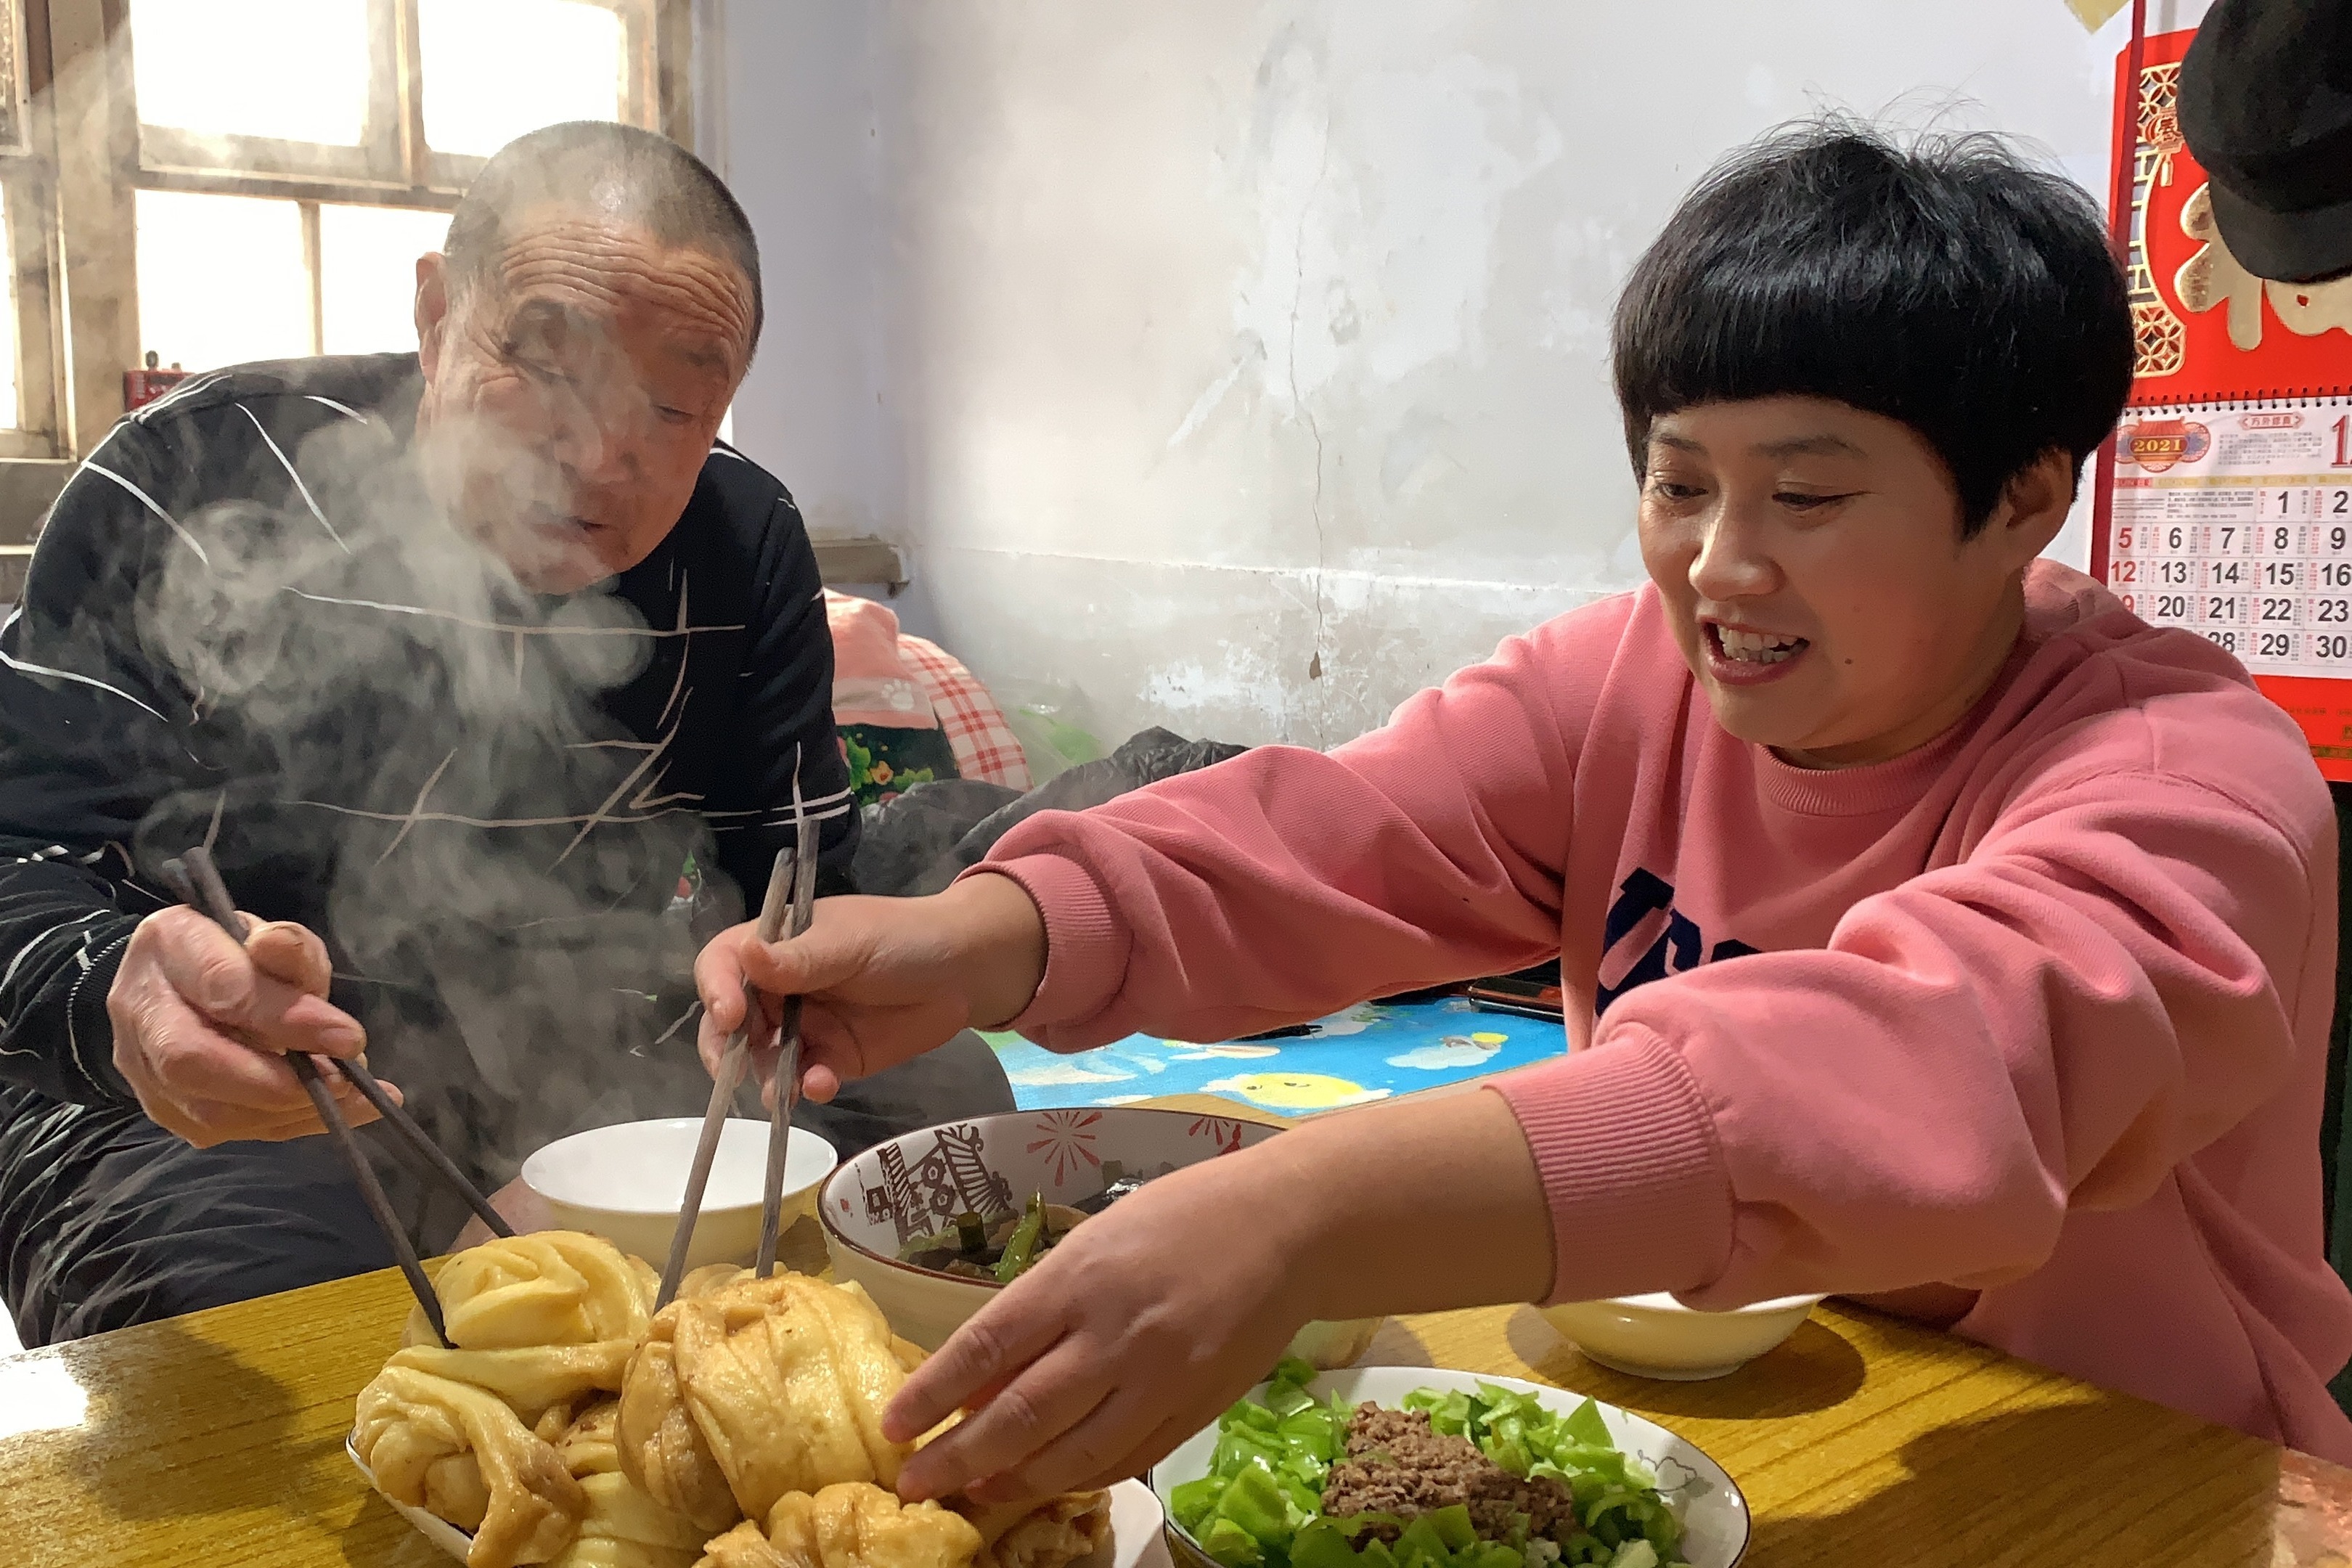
[163,849,452,1346]
[327,1063,515,1239]
[756,814,822,1279]
[656,844,797,1310]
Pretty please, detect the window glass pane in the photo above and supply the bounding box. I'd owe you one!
[129,0,370,147]
[134,189,311,372]
[319,205,450,357]
[420,0,624,160]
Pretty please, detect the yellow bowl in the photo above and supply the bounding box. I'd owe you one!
[1537,1292,1822,1380]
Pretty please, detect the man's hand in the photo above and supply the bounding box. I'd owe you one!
[107,906,389,1146]
[693,872,1048,1105]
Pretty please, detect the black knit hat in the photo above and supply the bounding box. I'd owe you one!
[2178,0,2352,283]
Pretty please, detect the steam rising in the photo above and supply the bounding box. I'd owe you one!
[133,348,722,1243]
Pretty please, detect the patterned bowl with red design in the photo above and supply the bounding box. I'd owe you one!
[819,1106,1383,1363]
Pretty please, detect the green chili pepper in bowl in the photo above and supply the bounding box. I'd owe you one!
[993,1192,1048,1283]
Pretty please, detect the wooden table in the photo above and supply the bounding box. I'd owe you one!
[7,1095,2352,1567]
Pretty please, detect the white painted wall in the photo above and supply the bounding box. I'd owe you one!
[711,1,2202,751]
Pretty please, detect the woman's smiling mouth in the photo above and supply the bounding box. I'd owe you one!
[1704,621,1811,685]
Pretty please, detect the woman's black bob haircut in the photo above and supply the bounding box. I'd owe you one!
[1612,121,2133,536]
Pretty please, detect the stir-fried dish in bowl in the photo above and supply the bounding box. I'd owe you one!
[895,1165,1148,1281]
[822,1108,1381,1365]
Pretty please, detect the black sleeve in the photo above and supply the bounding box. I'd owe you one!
[705,490,859,908]
[0,420,216,1105]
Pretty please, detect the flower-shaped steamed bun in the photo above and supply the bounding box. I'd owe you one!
[644,1274,912,1521]
[420,1232,660,1349]
[695,1483,983,1568]
[354,1363,586,1568]
[547,1400,710,1568]
[618,1298,743,1533]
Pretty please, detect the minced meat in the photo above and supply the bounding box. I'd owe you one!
[1319,1405,1581,1543]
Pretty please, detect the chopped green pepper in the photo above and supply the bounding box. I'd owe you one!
[1230,1400,1282,1435]
[1424,1507,1477,1553]
[1212,1426,1283,1479]
[992,1193,1048,1283]
[1216,1465,1294,1546]
[1170,1477,1225,1532]
[1199,1517,1263,1568]
[1291,1520,1363,1568]
[1561,1400,1612,1450]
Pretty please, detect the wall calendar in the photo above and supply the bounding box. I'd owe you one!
[2094,24,2352,780]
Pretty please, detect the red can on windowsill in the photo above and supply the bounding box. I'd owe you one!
[125,351,188,412]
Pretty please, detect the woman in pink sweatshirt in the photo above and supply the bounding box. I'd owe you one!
[698,124,2352,1493]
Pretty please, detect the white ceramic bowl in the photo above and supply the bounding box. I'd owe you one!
[1149,1366,1749,1568]
[1537,1292,1823,1381]
[820,1106,1381,1364]
[520,1117,837,1273]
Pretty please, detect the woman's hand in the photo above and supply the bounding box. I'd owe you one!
[880,1091,1558,1505]
[884,1143,1318,1504]
[692,872,1048,1103]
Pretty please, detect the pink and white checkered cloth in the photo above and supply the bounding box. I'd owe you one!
[899,633,1032,791]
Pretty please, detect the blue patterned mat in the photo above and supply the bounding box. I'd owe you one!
[984,995,1565,1116]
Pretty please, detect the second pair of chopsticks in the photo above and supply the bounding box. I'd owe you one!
[158,846,513,1345]
[656,819,819,1310]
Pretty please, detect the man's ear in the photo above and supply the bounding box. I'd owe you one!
[415,253,452,379]
[1984,448,2075,566]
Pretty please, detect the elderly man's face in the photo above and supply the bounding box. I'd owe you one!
[412,205,754,594]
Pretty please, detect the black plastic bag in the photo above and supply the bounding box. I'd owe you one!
[854,727,1248,898]
[850,778,1023,899]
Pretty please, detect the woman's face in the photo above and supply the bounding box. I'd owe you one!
[1636,396,2071,768]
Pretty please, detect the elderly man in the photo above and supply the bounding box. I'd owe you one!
[0,121,1008,1345]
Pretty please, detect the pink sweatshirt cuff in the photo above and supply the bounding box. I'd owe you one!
[957,854,1132,1045]
[1487,1028,1736,1304]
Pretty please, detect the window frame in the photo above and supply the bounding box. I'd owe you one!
[131,0,666,206]
[33,0,691,462]
[0,0,68,459]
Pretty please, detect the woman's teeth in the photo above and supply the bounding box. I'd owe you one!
[1716,626,1807,664]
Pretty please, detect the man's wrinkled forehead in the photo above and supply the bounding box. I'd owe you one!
[478,206,755,377]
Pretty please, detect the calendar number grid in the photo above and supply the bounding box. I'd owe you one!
[2103,402,2352,677]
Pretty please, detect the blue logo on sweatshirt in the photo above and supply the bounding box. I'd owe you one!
[1595,867,1757,1016]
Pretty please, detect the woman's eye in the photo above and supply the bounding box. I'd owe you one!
[1648,478,1705,502]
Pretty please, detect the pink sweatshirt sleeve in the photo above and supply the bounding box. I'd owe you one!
[1499,762,2327,1307]
[972,606,1622,1050]
[972,587,2327,1318]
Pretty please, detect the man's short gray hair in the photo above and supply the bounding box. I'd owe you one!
[444,121,764,349]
